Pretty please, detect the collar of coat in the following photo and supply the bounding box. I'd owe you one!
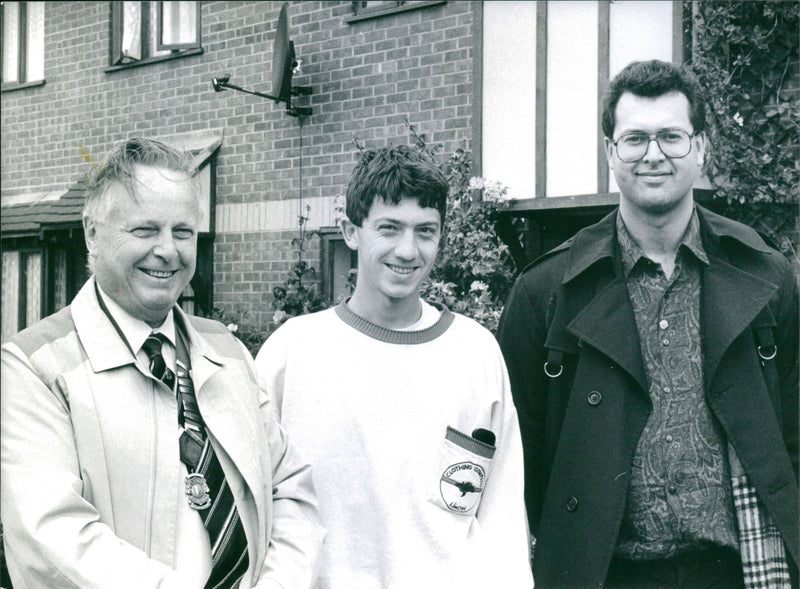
[559,204,773,285]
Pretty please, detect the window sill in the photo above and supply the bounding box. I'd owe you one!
[1,79,46,93]
[504,193,621,213]
[104,47,203,73]
[345,1,446,23]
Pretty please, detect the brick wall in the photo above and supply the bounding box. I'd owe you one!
[1,1,478,331]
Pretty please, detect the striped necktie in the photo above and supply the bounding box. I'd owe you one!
[142,333,249,589]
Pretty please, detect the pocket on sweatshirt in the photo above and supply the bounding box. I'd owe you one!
[428,426,496,516]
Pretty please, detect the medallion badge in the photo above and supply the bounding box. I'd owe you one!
[185,473,211,510]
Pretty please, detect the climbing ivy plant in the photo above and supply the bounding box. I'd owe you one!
[684,0,799,257]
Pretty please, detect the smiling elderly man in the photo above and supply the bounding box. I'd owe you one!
[1,138,324,589]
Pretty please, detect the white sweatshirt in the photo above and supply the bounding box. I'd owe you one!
[255,301,533,589]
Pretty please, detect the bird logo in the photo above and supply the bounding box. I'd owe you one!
[439,461,486,513]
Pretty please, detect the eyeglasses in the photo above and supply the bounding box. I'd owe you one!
[611,129,696,163]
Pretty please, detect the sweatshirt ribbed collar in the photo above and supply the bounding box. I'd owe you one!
[335,300,454,345]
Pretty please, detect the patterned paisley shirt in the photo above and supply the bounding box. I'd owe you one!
[614,209,739,560]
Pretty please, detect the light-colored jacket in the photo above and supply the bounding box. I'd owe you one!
[1,278,325,589]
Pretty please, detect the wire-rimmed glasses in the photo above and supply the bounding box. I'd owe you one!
[611,129,696,163]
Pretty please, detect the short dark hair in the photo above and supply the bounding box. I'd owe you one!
[601,60,707,139]
[345,145,448,227]
[84,137,197,224]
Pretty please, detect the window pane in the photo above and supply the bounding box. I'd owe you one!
[2,251,20,342]
[25,252,42,327]
[482,1,537,199]
[2,1,20,84]
[53,249,68,311]
[150,2,169,57]
[546,1,598,197]
[122,1,142,59]
[26,1,45,81]
[161,1,197,46]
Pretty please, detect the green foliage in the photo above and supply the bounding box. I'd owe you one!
[271,204,328,326]
[406,121,518,333]
[209,307,267,358]
[685,0,799,256]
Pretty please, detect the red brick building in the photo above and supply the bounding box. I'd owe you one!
[2,1,690,340]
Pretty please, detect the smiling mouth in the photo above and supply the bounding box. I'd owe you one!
[141,269,178,279]
[386,264,416,275]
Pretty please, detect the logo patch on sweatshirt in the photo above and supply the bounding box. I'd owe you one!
[440,461,485,513]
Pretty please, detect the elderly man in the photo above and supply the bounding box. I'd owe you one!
[498,60,798,588]
[1,138,324,588]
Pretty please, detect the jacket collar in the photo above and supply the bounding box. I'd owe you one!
[72,277,225,378]
[562,203,779,393]
[561,203,772,285]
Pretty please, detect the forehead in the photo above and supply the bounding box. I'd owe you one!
[102,165,198,219]
[614,91,692,133]
[366,195,441,224]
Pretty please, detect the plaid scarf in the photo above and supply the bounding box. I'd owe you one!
[729,445,792,588]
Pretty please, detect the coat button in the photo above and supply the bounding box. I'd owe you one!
[566,496,579,512]
[587,391,602,406]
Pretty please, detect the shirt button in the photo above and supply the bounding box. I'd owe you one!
[668,485,677,495]
[587,391,602,406]
[663,386,671,393]
[566,496,579,512]
[659,319,669,330]
[662,338,670,346]
[665,435,673,442]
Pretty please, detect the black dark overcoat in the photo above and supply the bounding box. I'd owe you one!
[497,205,799,588]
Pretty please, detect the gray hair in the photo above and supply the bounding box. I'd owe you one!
[83,137,198,225]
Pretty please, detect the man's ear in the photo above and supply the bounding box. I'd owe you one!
[340,217,359,251]
[694,132,706,168]
[83,215,98,255]
[603,136,615,168]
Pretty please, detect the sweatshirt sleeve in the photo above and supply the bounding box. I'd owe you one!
[241,335,325,589]
[471,341,534,588]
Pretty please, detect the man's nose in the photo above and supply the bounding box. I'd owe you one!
[641,137,666,162]
[152,230,179,260]
[394,229,418,259]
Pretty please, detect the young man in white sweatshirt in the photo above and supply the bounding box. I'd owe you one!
[255,145,532,589]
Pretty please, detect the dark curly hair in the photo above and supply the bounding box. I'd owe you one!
[601,60,707,139]
[345,145,448,227]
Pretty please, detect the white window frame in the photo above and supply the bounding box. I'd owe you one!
[109,1,201,68]
[1,1,45,90]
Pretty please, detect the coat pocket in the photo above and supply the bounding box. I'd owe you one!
[428,426,496,516]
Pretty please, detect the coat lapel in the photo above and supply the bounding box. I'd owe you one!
[176,313,268,563]
[72,278,140,373]
[567,277,648,394]
[701,256,779,390]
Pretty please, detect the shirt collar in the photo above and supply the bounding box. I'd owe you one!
[96,285,176,353]
[616,207,709,278]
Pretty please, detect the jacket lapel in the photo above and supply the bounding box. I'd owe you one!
[701,256,778,390]
[568,277,648,394]
[176,313,267,555]
[72,278,140,374]
[560,211,648,394]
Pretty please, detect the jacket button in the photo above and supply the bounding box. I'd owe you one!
[566,496,579,512]
[587,391,602,406]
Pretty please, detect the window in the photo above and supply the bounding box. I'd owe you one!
[319,228,357,304]
[481,0,681,201]
[1,1,45,89]
[109,1,201,68]
[347,1,446,23]
[1,250,42,342]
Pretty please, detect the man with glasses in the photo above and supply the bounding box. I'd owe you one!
[498,60,798,588]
